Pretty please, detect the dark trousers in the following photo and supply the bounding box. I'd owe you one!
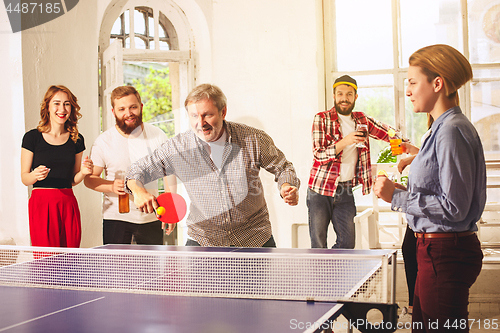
[103,219,163,245]
[185,235,276,247]
[412,233,483,332]
[402,225,418,306]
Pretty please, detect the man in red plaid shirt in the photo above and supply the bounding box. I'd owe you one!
[307,75,404,248]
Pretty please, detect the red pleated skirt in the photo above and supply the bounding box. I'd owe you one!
[28,188,81,247]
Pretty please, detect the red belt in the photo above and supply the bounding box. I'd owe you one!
[415,231,475,239]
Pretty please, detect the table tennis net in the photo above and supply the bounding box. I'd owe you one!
[0,246,393,303]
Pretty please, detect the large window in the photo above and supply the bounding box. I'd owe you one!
[110,7,177,51]
[325,0,500,161]
[99,1,196,246]
[469,1,500,160]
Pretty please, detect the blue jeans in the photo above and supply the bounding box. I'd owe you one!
[307,184,356,249]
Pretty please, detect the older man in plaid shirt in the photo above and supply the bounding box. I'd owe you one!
[126,84,300,247]
[308,75,404,249]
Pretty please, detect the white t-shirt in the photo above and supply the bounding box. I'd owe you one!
[198,130,227,170]
[90,123,168,223]
[208,131,227,170]
[338,114,358,182]
[421,128,432,145]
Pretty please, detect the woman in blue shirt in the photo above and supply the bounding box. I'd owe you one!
[374,44,486,332]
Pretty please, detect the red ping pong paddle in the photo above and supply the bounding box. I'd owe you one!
[155,192,187,224]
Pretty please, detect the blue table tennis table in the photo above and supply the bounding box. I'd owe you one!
[0,245,398,333]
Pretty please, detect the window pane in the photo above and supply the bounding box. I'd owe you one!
[134,9,146,35]
[400,0,462,67]
[468,0,500,64]
[123,61,175,137]
[159,41,170,51]
[135,37,146,50]
[354,74,395,163]
[124,37,130,49]
[472,69,500,159]
[404,79,431,146]
[159,24,166,38]
[111,17,121,35]
[124,10,130,35]
[148,16,155,38]
[335,0,393,71]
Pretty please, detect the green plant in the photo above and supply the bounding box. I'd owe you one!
[376,145,408,187]
[400,175,408,187]
[376,146,397,163]
[133,66,175,137]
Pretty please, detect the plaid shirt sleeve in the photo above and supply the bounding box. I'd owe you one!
[362,114,407,142]
[257,130,300,190]
[308,110,344,196]
[351,112,408,195]
[124,141,173,191]
[312,113,339,165]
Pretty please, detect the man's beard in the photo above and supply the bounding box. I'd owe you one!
[335,100,355,116]
[116,112,143,135]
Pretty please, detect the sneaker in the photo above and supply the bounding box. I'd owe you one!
[400,306,412,320]
[401,306,408,316]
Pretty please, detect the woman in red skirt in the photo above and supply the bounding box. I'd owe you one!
[21,85,93,247]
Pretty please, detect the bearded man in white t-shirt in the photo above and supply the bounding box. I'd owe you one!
[85,86,175,245]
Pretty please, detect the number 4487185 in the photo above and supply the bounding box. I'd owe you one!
[445,319,498,330]
[6,2,61,14]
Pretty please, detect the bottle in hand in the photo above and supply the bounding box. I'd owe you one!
[119,193,130,213]
[116,171,130,214]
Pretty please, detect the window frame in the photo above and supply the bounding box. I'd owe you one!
[110,6,178,51]
[99,3,193,136]
[323,0,498,157]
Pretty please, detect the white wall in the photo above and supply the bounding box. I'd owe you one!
[210,0,325,246]
[0,8,29,245]
[20,1,103,247]
[1,0,325,248]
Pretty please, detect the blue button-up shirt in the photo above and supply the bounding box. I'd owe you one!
[391,106,486,233]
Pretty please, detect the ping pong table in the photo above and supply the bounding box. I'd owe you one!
[0,245,398,333]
